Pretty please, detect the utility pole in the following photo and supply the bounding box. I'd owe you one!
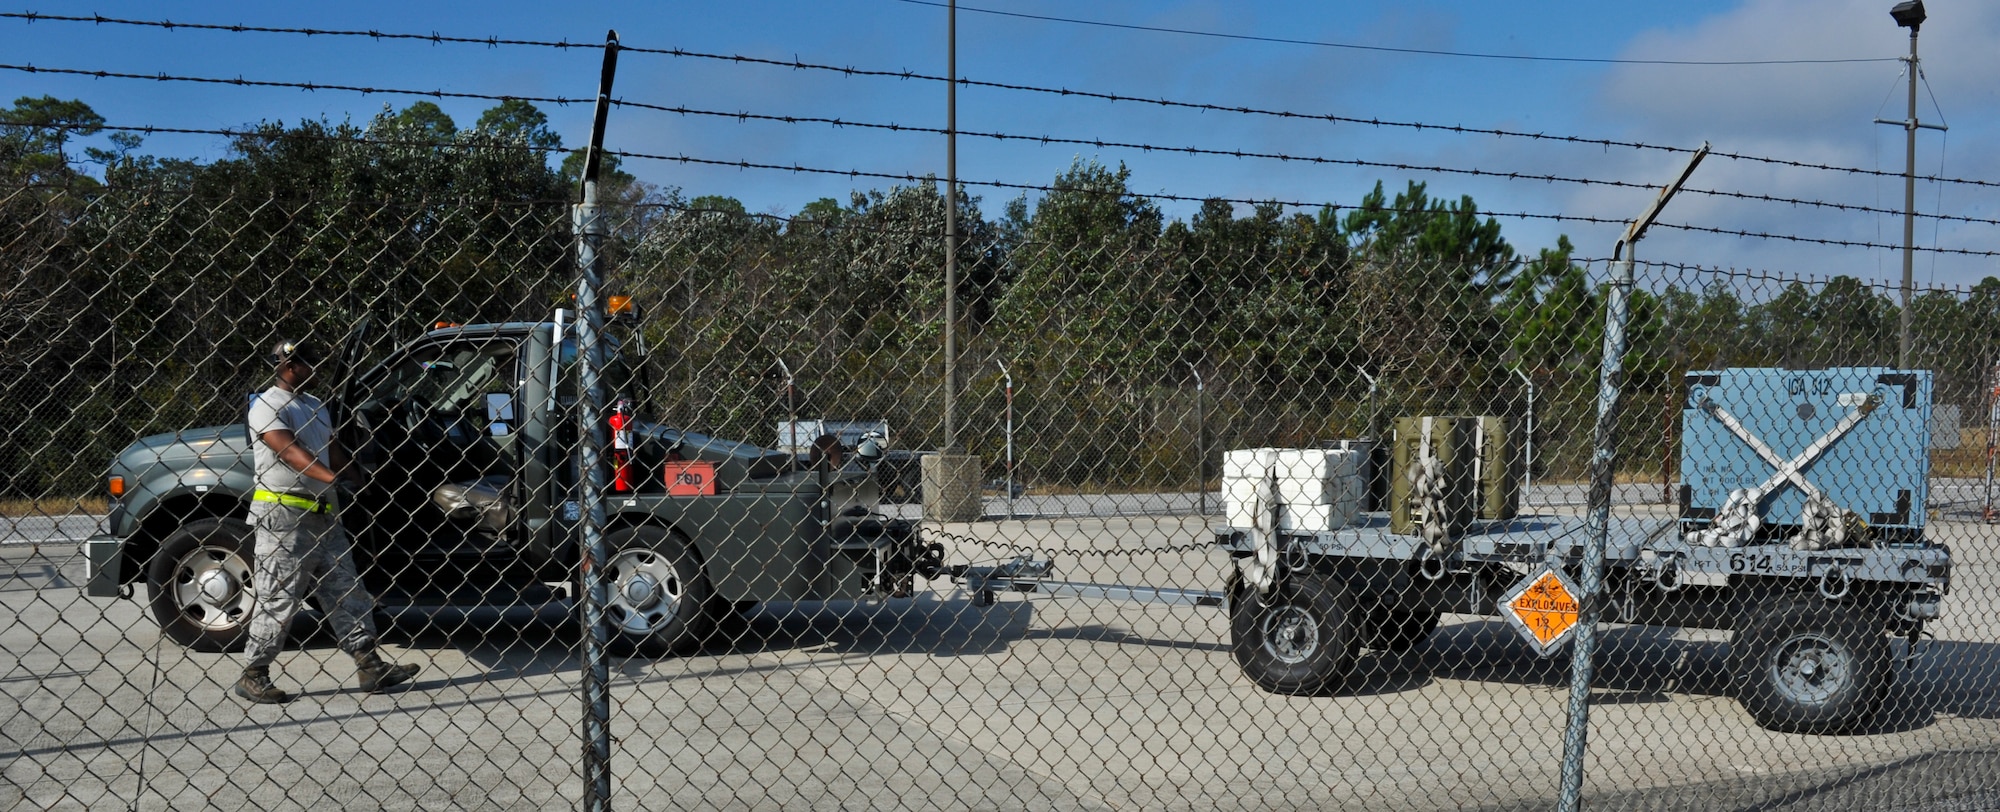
[943,0,959,451]
[1877,1,1944,369]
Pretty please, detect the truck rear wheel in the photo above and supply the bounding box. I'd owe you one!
[599,527,713,657]
[147,518,256,653]
[1230,572,1357,695]
[1732,598,1890,734]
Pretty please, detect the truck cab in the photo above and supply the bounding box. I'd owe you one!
[84,316,934,655]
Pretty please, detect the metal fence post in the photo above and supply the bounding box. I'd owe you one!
[574,29,621,812]
[1557,144,1706,812]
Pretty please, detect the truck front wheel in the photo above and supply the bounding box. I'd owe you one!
[1732,598,1890,734]
[146,518,257,653]
[1230,572,1357,695]
[598,528,713,657]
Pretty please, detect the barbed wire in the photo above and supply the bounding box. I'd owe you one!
[0,62,582,107]
[90,123,570,152]
[616,49,2000,191]
[8,11,1996,190]
[608,148,2000,257]
[13,104,1997,258]
[614,99,2000,229]
[1,11,597,50]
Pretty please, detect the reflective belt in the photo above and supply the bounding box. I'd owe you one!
[251,489,334,514]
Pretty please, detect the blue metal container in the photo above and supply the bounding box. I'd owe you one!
[1680,368,1930,539]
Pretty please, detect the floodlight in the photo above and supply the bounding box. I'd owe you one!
[1890,1,1926,29]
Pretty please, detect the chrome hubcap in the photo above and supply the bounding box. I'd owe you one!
[1262,605,1320,665]
[171,545,254,632]
[1772,633,1847,705]
[604,549,683,636]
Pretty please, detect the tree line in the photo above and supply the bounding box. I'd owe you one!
[3,96,1995,500]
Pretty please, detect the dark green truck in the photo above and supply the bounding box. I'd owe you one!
[83,317,935,655]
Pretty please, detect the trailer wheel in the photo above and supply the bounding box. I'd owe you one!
[1359,606,1440,653]
[1230,573,1357,695]
[1732,598,1890,734]
[599,527,713,657]
[147,518,258,653]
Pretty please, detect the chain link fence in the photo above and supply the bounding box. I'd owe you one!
[4,159,1999,810]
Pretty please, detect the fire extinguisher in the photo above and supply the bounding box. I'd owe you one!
[609,398,634,493]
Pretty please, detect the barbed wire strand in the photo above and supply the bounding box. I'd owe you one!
[17,106,1997,258]
[92,123,570,152]
[6,12,1995,189]
[9,61,1987,230]
[0,62,581,107]
[612,98,2000,228]
[607,148,2000,258]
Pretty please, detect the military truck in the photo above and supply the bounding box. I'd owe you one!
[83,314,936,655]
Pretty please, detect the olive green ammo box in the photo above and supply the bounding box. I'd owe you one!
[1390,416,1478,537]
[1390,415,1521,538]
[1471,415,1523,521]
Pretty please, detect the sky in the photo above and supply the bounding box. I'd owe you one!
[4,0,1996,288]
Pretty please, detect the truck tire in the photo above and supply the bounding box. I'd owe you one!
[147,518,257,653]
[1731,597,1890,734]
[1230,572,1357,696]
[599,527,713,657]
[1358,606,1440,653]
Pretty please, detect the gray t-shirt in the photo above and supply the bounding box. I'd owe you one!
[247,385,334,498]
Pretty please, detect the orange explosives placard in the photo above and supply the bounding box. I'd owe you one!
[1500,566,1582,655]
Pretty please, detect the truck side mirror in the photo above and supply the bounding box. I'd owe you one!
[486,393,516,436]
[855,432,886,466]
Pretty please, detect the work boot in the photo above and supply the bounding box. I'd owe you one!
[353,650,421,693]
[234,666,294,705]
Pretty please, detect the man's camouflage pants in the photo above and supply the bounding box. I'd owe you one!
[244,501,379,669]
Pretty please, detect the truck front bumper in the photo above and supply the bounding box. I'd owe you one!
[83,534,123,598]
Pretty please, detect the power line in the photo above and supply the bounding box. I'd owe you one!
[606,148,2000,258]
[890,0,1901,67]
[6,11,1989,188]
[614,98,2000,229]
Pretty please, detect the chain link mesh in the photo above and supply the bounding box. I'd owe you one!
[4,156,1997,810]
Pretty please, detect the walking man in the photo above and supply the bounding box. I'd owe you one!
[235,339,421,704]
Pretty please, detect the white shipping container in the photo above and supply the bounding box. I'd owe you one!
[1222,448,1277,530]
[1272,449,1364,531]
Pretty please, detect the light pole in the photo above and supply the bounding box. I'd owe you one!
[1511,366,1534,509]
[776,356,797,456]
[1877,0,1945,370]
[1188,361,1206,516]
[997,359,1014,518]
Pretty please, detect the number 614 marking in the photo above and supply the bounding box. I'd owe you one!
[1729,553,1777,573]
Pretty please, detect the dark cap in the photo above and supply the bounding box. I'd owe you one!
[268,339,320,366]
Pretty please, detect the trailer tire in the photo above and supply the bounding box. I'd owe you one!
[1231,573,1357,695]
[1732,598,1890,734]
[598,527,713,657]
[1359,606,1439,653]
